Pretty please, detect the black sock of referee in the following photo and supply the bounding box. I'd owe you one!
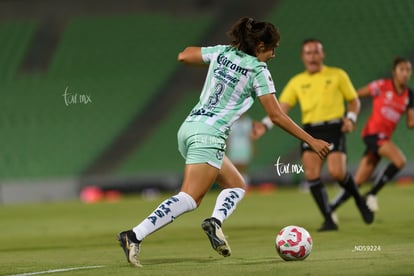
[368,163,400,196]
[338,172,361,202]
[309,178,334,223]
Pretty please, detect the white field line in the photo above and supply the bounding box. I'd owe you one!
[5,265,104,276]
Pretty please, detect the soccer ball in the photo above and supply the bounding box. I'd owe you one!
[275,225,312,261]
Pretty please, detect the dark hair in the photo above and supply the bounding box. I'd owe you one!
[393,57,411,71]
[227,17,280,56]
[302,38,323,49]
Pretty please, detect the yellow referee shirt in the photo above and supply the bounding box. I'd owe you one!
[279,66,357,125]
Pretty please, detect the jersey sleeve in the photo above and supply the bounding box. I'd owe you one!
[252,67,276,97]
[338,69,358,101]
[279,77,298,107]
[367,79,383,97]
[201,45,228,64]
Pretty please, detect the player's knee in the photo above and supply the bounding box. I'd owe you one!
[394,158,406,169]
[304,170,320,180]
[328,168,346,181]
[392,152,407,169]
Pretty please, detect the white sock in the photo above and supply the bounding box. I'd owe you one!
[133,192,197,241]
[211,188,245,224]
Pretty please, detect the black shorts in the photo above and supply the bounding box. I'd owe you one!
[301,121,345,155]
[362,134,388,162]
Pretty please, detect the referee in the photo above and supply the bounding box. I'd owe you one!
[255,39,374,231]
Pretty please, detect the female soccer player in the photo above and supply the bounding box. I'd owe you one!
[330,57,414,212]
[117,17,330,267]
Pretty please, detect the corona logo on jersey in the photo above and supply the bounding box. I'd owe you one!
[217,54,249,76]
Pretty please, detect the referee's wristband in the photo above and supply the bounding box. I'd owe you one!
[262,117,274,130]
[346,111,357,124]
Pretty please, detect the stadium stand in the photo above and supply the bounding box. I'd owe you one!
[0,14,211,180]
[0,21,37,81]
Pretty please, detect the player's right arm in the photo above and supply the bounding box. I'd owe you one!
[357,85,371,98]
[258,93,330,160]
[177,47,206,66]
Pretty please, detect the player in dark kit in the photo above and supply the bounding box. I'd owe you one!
[330,57,414,212]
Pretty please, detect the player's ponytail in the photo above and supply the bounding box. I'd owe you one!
[227,17,280,56]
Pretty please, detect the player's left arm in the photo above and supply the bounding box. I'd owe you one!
[252,79,297,139]
[406,108,414,128]
[406,89,414,128]
[177,46,206,66]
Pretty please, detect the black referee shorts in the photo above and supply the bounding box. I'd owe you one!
[301,120,345,155]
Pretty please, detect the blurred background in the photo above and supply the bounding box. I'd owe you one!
[1,0,413,204]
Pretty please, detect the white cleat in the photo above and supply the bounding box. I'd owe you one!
[331,212,339,224]
[366,194,379,212]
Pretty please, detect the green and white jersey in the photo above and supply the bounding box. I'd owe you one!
[185,45,276,134]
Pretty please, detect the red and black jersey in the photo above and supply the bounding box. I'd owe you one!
[362,79,414,139]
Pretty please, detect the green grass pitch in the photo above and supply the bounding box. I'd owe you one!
[1,183,413,275]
